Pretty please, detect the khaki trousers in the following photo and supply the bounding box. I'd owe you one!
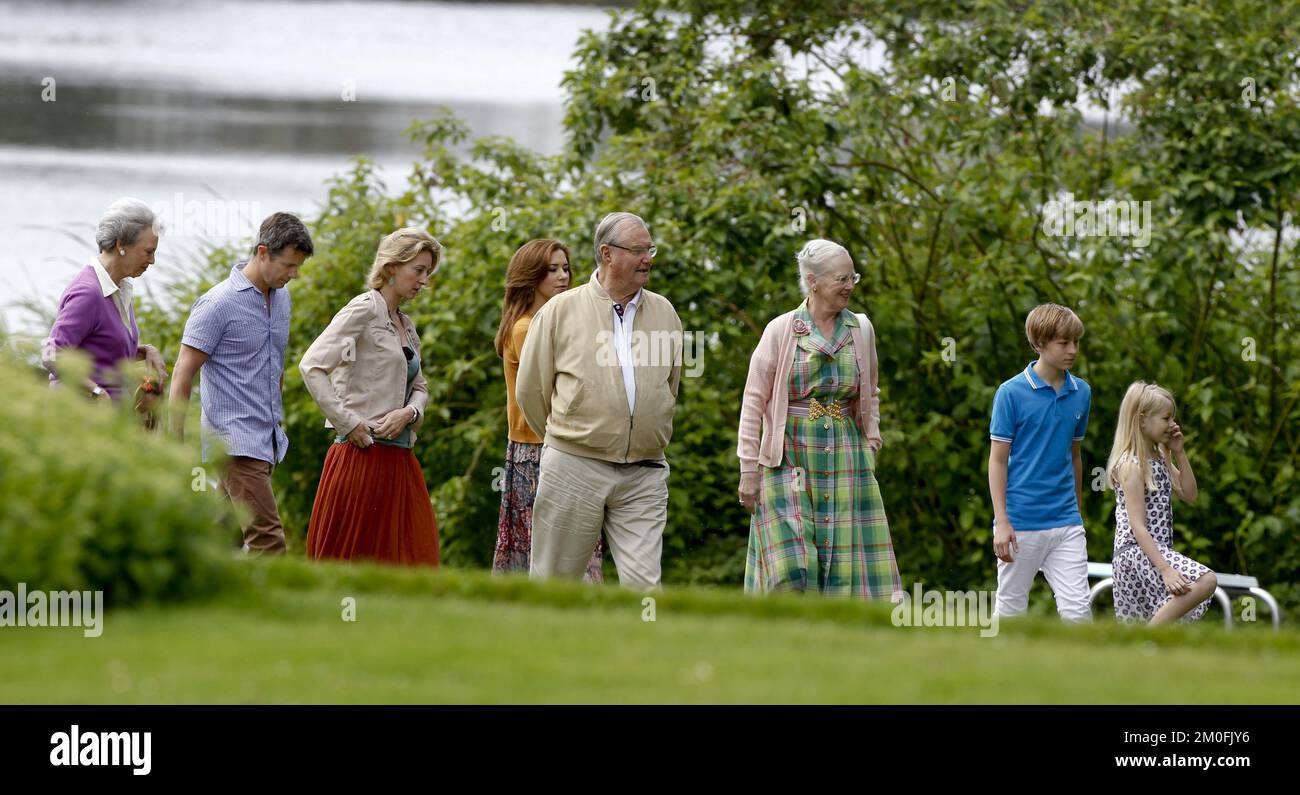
[220,456,287,555]
[530,446,668,590]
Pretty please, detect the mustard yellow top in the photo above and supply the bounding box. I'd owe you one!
[503,313,543,444]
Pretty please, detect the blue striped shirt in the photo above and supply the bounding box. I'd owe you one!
[182,262,291,465]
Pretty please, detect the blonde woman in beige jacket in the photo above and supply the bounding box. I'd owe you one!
[299,228,441,566]
[736,239,902,599]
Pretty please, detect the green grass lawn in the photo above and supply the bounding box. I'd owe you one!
[2,559,1297,703]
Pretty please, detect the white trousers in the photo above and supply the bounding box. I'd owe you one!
[995,524,1092,621]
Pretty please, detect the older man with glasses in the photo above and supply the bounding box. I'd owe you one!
[516,211,683,589]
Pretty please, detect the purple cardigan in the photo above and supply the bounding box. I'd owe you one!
[44,264,141,398]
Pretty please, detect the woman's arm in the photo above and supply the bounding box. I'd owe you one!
[136,343,169,385]
[298,298,371,436]
[864,316,882,452]
[43,283,99,391]
[737,324,777,475]
[405,322,430,432]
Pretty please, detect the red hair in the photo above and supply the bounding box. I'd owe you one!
[494,239,571,357]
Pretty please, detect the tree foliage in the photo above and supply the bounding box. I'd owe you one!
[138,0,1300,613]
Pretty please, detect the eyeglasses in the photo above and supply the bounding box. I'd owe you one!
[607,243,657,259]
[829,272,861,287]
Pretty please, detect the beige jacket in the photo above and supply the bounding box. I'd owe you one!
[516,275,682,463]
[299,290,429,440]
[737,307,882,474]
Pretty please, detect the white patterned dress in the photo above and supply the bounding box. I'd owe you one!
[1112,457,1212,622]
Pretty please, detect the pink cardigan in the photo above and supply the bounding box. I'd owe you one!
[736,308,883,474]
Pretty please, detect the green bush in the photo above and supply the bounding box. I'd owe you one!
[0,346,244,606]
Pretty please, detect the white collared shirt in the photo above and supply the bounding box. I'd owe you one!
[90,258,133,330]
[610,287,642,414]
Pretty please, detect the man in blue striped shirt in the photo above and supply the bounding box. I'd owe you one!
[169,213,314,554]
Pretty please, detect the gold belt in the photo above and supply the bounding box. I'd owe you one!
[788,397,849,421]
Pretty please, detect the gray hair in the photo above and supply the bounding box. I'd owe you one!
[796,238,851,296]
[593,211,650,267]
[95,197,161,253]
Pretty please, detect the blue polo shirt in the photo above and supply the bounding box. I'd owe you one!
[989,362,1091,530]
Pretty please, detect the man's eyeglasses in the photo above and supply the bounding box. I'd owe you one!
[607,243,657,259]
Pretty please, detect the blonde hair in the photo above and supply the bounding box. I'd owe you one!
[367,227,442,290]
[1106,381,1177,492]
[1025,303,1084,350]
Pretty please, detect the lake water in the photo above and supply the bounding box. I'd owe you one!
[0,0,614,334]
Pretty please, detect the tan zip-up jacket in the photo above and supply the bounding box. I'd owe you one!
[516,274,682,463]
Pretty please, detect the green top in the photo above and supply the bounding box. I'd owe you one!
[335,350,420,449]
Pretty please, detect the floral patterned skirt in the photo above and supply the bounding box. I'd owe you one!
[493,441,603,582]
[1112,543,1212,622]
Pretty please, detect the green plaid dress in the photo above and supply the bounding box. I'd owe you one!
[745,306,903,599]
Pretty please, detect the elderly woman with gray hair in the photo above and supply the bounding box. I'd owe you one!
[736,239,902,599]
[43,197,169,401]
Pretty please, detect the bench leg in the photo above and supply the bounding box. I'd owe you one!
[1088,578,1113,612]
[1247,587,1283,632]
[1213,587,1233,629]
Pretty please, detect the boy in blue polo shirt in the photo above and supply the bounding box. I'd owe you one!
[989,303,1092,621]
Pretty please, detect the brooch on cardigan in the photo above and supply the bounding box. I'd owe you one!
[791,318,811,336]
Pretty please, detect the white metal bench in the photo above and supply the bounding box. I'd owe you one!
[1087,561,1282,630]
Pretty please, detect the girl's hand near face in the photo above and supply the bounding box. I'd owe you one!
[1167,422,1184,453]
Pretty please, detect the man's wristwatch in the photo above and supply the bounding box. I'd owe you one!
[91,386,107,398]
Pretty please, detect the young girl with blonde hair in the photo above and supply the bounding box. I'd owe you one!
[1107,381,1216,624]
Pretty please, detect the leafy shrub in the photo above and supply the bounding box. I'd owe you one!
[0,346,243,605]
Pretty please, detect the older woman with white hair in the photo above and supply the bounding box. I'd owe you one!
[299,227,441,566]
[43,197,169,401]
[736,239,902,599]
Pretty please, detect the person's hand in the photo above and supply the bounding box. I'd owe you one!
[1160,565,1190,596]
[1167,422,1184,453]
[134,389,160,414]
[738,472,760,513]
[346,423,374,449]
[142,345,169,387]
[371,408,414,439]
[993,519,1018,563]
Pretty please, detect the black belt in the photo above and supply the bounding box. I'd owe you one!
[625,459,666,468]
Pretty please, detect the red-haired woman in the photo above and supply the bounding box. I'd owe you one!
[493,239,603,581]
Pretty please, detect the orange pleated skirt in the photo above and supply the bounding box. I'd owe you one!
[306,442,440,566]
